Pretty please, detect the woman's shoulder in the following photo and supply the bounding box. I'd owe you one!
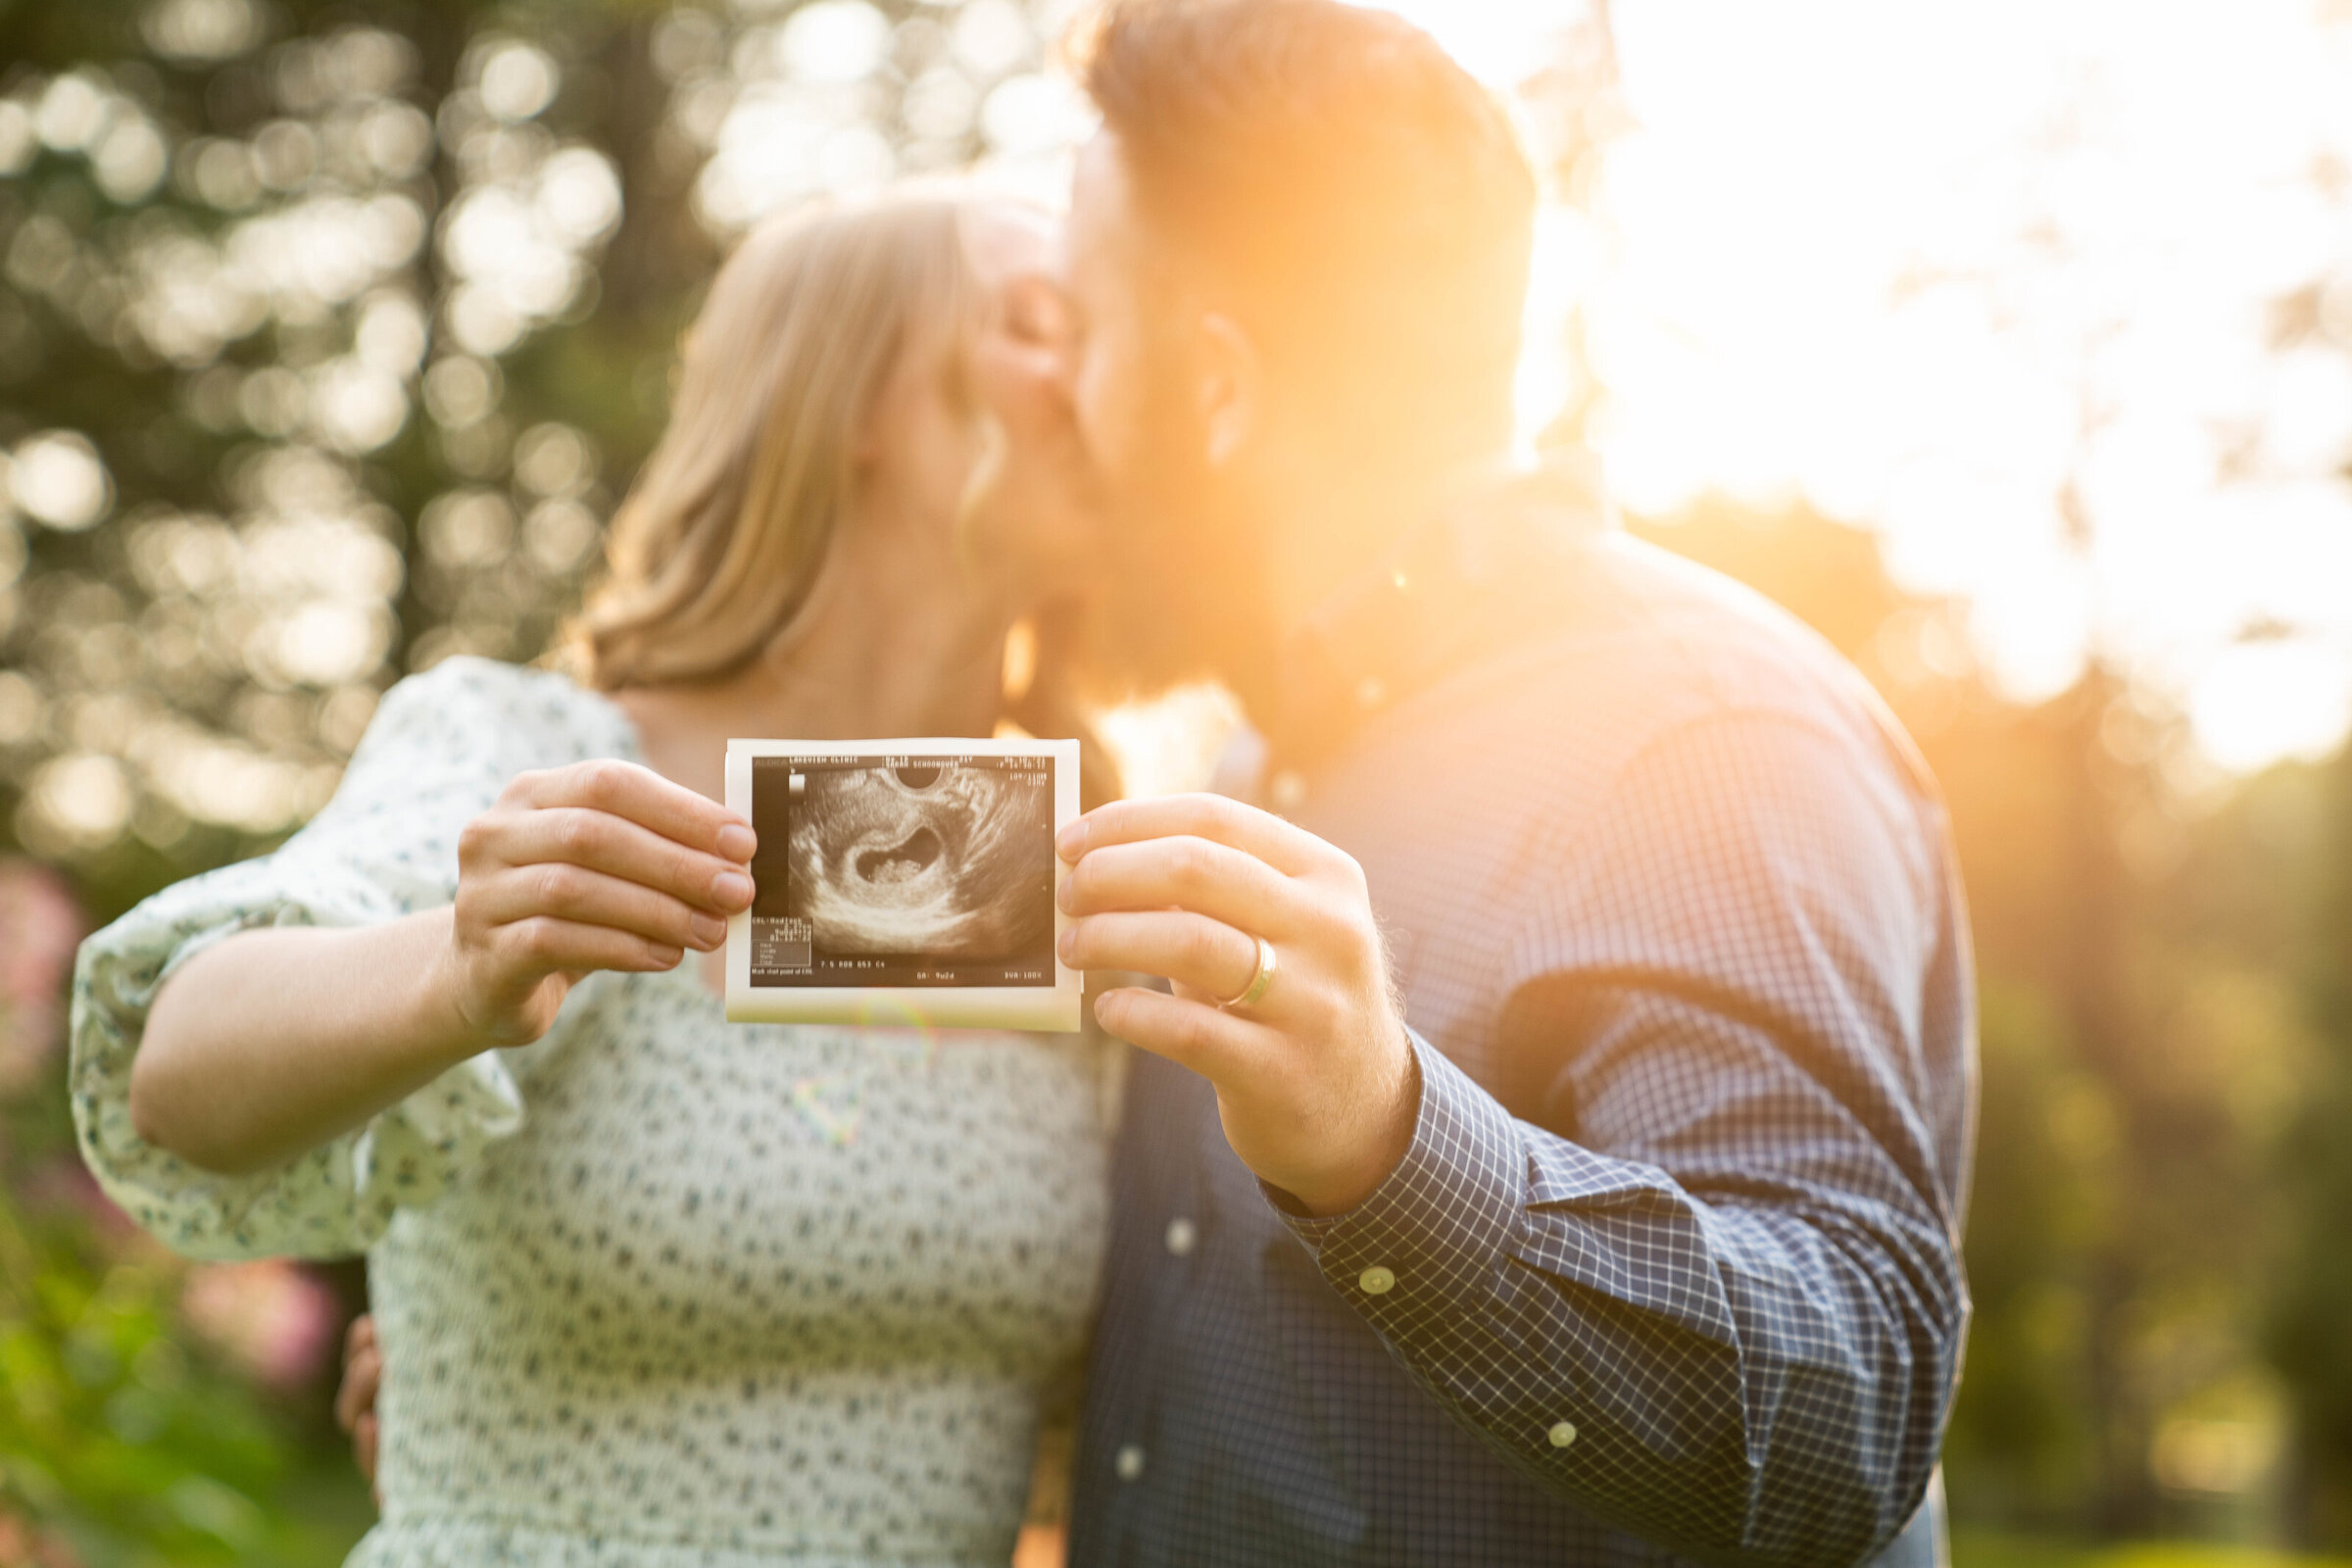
[364,657,636,775]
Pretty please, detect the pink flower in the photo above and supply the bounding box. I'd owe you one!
[0,858,85,1100]
[179,1258,338,1393]
[21,1157,148,1253]
[0,1507,86,1568]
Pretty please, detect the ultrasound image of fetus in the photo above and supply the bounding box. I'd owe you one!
[784,763,1053,959]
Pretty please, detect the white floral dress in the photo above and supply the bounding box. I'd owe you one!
[71,658,1113,1568]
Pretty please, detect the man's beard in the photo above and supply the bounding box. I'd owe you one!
[1075,372,1278,706]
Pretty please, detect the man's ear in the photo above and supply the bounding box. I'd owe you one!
[1197,312,1260,470]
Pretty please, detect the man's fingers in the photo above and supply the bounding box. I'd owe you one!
[494,808,753,916]
[334,1349,378,1433]
[514,759,756,862]
[1058,836,1305,934]
[336,1364,376,1435]
[339,1311,385,1494]
[335,1318,380,1436]
[475,862,727,953]
[1058,793,1330,876]
[1061,911,1263,1003]
[1094,985,1277,1079]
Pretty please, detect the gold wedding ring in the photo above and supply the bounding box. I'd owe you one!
[1219,934,1278,1010]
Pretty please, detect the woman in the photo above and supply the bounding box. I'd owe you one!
[72,188,1112,1567]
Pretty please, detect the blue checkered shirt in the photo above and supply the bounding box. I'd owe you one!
[1067,498,1976,1567]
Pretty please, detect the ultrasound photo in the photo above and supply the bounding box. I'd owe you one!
[737,750,1059,993]
[726,739,1078,1028]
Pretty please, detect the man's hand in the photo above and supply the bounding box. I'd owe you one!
[335,1314,383,1507]
[1056,794,1418,1214]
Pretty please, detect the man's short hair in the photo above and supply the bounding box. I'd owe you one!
[1071,0,1539,456]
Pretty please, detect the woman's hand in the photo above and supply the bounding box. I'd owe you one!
[439,760,757,1048]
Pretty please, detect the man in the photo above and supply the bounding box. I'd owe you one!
[1039,3,1973,1565]
[346,2,1975,1562]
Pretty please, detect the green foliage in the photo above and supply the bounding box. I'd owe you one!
[1954,1537,2352,1568]
[0,857,369,1563]
[2262,750,2352,1543]
[0,1200,368,1565]
[1941,979,2104,1521]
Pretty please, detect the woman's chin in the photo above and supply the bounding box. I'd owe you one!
[975,540,1102,611]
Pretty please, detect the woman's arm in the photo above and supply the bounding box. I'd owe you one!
[133,908,475,1175]
[128,759,756,1177]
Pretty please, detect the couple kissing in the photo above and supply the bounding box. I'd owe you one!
[73,2,1975,1565]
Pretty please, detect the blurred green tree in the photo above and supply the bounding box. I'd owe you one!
[2264,748,2352,1544]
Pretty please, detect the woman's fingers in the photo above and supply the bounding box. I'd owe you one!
[446,758,752,1043]
[510,760,756,862]
[1060,910,1264,1004]
[474,861,728,953]
[488,807,753,917]
[1056,835,1306,935]
[496,915,684,978]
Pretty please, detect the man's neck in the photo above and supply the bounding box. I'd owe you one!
[1235,446,1519,734]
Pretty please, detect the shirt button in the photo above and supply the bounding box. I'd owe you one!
[1357,1265,1396,1296]
[1164,1217,1198,1256]
[1547,1420,1578,1449]
[1115,1444,1147,1482]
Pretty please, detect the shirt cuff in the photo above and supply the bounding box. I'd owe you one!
[1269,1030,1529,1327]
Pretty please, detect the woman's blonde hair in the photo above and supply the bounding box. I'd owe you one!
[570,192,981,691]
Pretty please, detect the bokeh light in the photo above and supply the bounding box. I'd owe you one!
[7,432,113,531]
[1373,0,2352,772]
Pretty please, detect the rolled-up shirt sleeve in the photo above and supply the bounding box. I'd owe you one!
[1275,709,1974,1567]
[70,662,543,1262]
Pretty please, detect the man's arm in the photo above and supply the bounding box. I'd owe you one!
[1058,711,1973,1567]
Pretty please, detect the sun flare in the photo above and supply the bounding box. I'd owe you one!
[1365,0,2352,774]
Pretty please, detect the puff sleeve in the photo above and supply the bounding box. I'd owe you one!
[69,658,621,1261]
